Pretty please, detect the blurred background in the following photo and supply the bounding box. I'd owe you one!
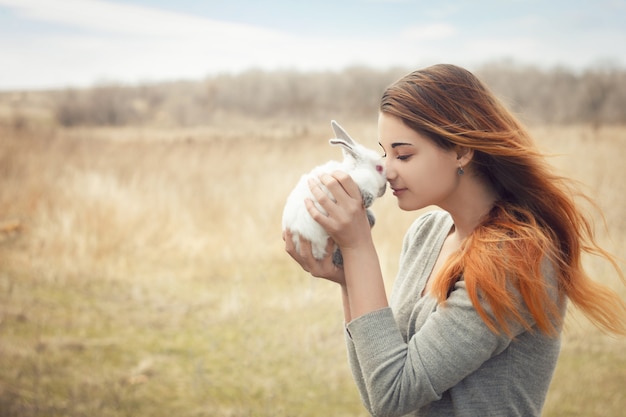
[1,1,625,416]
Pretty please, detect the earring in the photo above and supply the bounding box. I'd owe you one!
[457,166,465,176]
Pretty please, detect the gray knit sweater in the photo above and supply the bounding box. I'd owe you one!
[345,210,564,417]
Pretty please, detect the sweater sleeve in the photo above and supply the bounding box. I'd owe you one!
[344,328,374,413]
[346,279,523,417]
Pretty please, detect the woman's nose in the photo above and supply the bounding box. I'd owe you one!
[384,160,396,180]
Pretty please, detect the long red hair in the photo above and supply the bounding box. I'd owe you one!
[380,64,626,336]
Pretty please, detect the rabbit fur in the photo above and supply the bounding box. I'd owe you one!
[282,120,386,266]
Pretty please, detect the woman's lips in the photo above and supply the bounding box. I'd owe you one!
[392,188,407,197]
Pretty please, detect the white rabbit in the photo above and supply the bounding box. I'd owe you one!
[282,120,386,266]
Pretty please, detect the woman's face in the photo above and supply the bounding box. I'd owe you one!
[378,112,460,211]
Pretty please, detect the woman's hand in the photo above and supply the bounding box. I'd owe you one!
[283,230,346,285]
[285,170,388,321]
[306,171,373,251]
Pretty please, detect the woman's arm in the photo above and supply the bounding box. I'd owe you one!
[305,171,389,320]
[340,240,388,319]
[283,229,353,323]
[345,281,520,417]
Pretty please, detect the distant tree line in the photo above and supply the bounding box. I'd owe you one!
[478,60,626,127]
[16,61,626,127]
[50,67,403,127]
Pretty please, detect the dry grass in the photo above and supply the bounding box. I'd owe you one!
[0,120,625,416]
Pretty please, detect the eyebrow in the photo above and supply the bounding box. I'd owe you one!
[379,141,414,149]
[391,142,414,148]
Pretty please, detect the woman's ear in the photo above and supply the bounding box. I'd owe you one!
[455,146,474,166]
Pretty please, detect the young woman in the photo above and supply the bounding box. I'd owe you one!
[284,64,626,416]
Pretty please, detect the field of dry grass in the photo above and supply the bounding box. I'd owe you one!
[0,119,625,416]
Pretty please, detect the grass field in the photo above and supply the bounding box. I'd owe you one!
[0,119,625,416]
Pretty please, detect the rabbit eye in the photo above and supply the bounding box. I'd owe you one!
[376,164,383,174]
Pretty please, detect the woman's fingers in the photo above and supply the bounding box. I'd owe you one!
[304,170,372,250]
[306,172,363,220]
[307,177,333,213]
[283,229,345,283]
[322,171,362,202]
[285,229,307,258]
[284,230,311,273]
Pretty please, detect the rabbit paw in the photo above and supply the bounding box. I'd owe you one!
[332,247,343,266]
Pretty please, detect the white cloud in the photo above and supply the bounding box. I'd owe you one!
[1,0,443,89]
[0,0,624,89]
[0,0,284,40]
[401,23,457,41]
[0,0,312,88]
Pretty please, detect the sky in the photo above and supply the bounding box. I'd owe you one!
[1,0,625,90]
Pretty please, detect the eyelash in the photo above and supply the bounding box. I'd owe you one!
[381,152,412,161]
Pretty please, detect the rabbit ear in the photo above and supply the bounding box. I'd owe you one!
[329,120,360,159]
[331,120,356,146]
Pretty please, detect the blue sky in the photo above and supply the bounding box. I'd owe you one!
[1,0,625,90]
